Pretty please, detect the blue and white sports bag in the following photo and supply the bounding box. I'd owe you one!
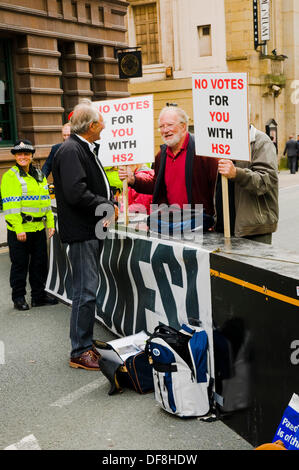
[145,323,210,418]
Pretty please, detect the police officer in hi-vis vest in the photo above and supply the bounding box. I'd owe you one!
[1,139,58,310]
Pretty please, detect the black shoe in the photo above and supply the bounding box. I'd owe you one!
[31,295,58,307]
[14,298,30,311]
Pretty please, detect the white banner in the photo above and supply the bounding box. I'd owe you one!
[192,72,250,161]
[260,0,270,41]
[46,222,214,379]
[92,95,154,167]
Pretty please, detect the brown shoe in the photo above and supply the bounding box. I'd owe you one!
[91,344,101,359]
[69,350,100,371]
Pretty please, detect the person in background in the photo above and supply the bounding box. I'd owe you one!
[42,123,71,178]
[118,106,218,220]
[1,140,57,310]
[127,164,154,215]
[52,99,117,371]
[296,135,299,173]
[104,166,122,202]
[283,135,298,174]
[215,124,279,244]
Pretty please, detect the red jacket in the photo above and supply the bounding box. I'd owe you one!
[128,169,154,215]
[133,134,218,216]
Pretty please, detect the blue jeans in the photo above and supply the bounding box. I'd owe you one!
[68,239,103,358]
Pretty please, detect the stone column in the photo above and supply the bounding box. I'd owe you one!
[15,34,64,147]
[90,45,129,101]
[59,41,93,117]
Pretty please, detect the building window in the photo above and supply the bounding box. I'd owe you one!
[85,3,91,22]
[71,1,78,19]
[133,2,160,65]
[98,7,104,23]
[197,25,212,57]
[0,40,17,146]
[56,0,63,15]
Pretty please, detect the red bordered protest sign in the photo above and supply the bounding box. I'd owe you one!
[192,73,250,238]
[92,95,154,224]
[93,94,154,167]
[192,72,250,161]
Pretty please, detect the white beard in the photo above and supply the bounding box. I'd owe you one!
[161,130,184,148]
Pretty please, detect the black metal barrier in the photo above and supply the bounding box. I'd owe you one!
[46,216,299,447]
[209,243,299,446]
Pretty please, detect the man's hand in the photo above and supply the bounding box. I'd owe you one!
[102,204,119,228]
[48,228,55,238]
[218,159,237,179]
[118,166,135,185]
[17,232,26,242]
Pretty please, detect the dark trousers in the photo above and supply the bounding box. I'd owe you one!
[288,156,297,174]
[7,229,48,301]
[68,239,103,358]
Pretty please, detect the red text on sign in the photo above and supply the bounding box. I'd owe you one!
[211,78,244,90]
[209,112,230,123]
[112,153,134,163]
[211,144,231,155]
[112,128,134,137]
[113,100,150,112]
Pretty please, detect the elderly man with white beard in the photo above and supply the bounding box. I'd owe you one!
[118,105,218,219]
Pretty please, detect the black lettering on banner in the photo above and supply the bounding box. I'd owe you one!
[96,239,115,328]
[130,239,156,333]
[151,245,183,330]
[50,217,73,298]
[183,248,200,321]
[110,238,135,336]
[63,244,74,300]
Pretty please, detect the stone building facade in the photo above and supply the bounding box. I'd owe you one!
[0,0,129,178]
[126,0,299,156]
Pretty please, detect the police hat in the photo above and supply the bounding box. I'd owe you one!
[11,139,35,155]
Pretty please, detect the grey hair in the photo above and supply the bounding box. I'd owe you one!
[70,99,101,134]
[158,106,189,130]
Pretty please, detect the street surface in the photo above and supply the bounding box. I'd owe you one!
[0,170,298,452]
[272,170,299,253]
[0,249,252,451]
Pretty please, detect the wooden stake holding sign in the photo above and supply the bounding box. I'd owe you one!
[92,95,154,226]
[192,72,250,238]
[221,174,231,238]
[120,165,129,225]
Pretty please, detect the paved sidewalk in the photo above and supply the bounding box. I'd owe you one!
[0,250,253,451]
[278,169,299,189]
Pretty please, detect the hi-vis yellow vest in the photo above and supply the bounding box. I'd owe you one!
[1,165,54,234]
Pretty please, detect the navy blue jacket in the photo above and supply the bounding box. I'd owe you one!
[42,143,62,177]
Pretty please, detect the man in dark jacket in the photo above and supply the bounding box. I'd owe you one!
[53,100,116,370]
[118,106,218,224]
[283,135,298,174]
[42,123,71,178]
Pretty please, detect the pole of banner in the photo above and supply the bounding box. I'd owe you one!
[221,174,231,239]
[121,166,129,226]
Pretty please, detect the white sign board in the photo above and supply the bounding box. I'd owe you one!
[93,94,154,167]
[260,0,270,41]
[192,72,250,161]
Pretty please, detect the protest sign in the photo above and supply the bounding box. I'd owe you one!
[93,94,154,167]
[273,393,299,450]
[192,72,250,160]
[192,72,250,238]
[93,95,154,224]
